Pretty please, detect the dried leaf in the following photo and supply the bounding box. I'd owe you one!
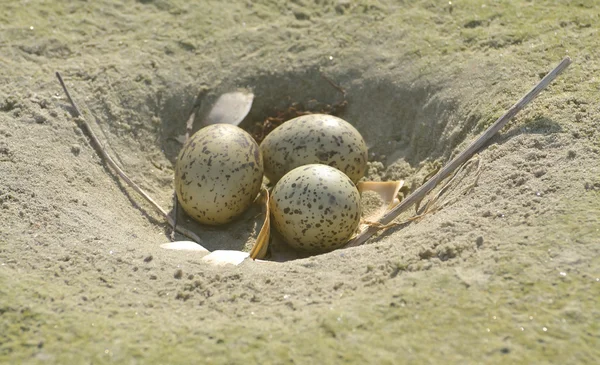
[249,187,271,260]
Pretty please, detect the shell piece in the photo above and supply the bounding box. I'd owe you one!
[204,91,254,126]
[357,181,404,223]
[160,241,210,253]
[260,114,368,184]
[175,124,263,225]
[201,250,249,266]
[270,164,361,253]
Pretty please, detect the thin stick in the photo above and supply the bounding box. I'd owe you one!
[56,72,202,243]
[420,157,482,217]
[344,56,571,248]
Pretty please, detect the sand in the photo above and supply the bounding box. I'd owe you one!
[1,1,599,363]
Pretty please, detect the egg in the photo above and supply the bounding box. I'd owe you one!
[260,114,368,184]
[270,164,361,252]
[175,124,263,225]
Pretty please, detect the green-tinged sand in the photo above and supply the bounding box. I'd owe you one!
[1,1,599,363]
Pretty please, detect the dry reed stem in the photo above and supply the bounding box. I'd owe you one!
[56,72,202,243]
[344,56,572,248]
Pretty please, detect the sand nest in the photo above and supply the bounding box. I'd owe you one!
[1,1,599,363]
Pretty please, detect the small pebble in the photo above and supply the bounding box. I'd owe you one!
[71,144,81,156]
[476,236,484,247]
[34,114,48,124]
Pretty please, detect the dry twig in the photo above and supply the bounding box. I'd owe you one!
[418,157,482,217]
[56,72,202,243]
[344,56,572,248]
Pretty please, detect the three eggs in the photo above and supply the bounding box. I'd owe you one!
[174,114,368,253]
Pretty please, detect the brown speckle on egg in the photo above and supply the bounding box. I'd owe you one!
[270,164,361,253]
[174,124,263,225]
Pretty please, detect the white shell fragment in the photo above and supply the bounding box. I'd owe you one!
[174,124,264,225]
[204,91,254,126]
[160,241,210,252]
[160,243,263,266]
[270,164,361,253]
[260,114,368,184]
[201,250,249,266]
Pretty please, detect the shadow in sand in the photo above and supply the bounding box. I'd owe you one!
[58,102,169,230]
[67,63,565,263]
[493,116,563,144]
[356,115,564,248]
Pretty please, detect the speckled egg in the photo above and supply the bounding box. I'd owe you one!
[270,164,361,252]
[260,114,368,184]
[175,124,263,225]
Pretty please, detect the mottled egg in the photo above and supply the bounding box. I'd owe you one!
[175,124,263,225]
[270,164,361,252]
[260,114,368,184]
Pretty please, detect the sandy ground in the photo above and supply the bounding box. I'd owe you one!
[1,0,599,363]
